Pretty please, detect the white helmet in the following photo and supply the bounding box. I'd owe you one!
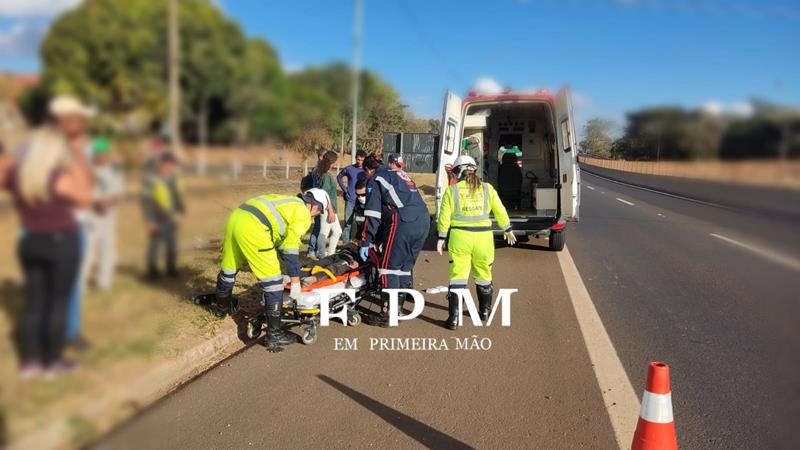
[302,188,329,211]
[452,155,478,178]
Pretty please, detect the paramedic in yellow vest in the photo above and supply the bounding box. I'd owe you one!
[215,189,327,352]
[436,155,516,330]
[142,153,184,279]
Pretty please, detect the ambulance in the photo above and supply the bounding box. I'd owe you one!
[435,88,580,251]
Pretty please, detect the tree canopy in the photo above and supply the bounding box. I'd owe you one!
[22,0,431,154]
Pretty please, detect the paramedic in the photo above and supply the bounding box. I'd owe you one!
[436,155,516,330]
[360,153,429,291]
[352,178,368,239]
[215,189,326,352]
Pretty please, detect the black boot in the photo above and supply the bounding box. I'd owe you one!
[265,303,296,352]
[477,284,494,322]
[445,292,459,330]
[398,292,408,314]
[215,291,238,316]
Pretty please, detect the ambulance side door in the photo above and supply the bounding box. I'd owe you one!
[555,87,580,221]
[435,90,463,217]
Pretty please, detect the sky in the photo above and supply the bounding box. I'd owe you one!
[1,0,798,133]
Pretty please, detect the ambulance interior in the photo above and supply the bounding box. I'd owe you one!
[462,102,559,217]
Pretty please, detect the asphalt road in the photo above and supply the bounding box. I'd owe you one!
[95,241,618,449]
[94,172,800,449]
[570,172,800,449]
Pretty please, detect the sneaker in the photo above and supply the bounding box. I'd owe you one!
[306,254,318,261]
[19,362,44,379]
[44,360,79,379]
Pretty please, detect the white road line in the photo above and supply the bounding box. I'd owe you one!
[558,246,639,449]
[709,233,800,272]
[582,170,726,209]
[616,198,635,206]
[586,185,596,190]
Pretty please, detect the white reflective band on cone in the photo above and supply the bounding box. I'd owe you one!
[639,390,674,423]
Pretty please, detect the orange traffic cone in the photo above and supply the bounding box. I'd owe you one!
[631,361,678,450]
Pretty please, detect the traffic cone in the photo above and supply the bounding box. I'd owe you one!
[631,361,678,450]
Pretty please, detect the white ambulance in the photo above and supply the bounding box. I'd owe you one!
[435,88,580,251]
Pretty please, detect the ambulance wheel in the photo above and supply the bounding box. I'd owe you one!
[301,327,317,345]
[246,317,264,339]
[347,312,362,327]
[549,230,565,251]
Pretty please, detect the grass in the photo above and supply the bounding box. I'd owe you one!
[0,169,440,446]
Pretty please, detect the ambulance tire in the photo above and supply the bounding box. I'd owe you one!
[549,230,565,251]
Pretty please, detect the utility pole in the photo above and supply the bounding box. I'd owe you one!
[168,0,182,159]
[350,0,364,164]
[340,112,345,163]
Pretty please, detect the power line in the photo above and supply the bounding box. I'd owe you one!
[395,0,465,84]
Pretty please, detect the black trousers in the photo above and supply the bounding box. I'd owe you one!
[147,219,177,273]
[17,231,80,365]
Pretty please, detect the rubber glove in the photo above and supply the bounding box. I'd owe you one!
[504,231,517,246]
[359,246,369,262]
[289,282,301,300]
[436,239,445,256]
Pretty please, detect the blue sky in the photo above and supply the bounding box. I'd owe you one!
[1,0,798,132]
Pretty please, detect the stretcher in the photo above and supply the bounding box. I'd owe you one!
[244,244,383,345]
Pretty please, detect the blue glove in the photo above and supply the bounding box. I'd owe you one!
[359,246,369,262]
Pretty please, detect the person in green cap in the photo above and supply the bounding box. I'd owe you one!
[84,136,124,290]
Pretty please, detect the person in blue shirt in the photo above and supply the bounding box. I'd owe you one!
[337,149,365,244]
[359,154,429,324]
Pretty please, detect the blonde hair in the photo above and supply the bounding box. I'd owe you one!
[461,169,482,195]
[19,127,71,204]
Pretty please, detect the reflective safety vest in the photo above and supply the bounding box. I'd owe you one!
[238,194,312,256]
[436,180,512,238]
[151,178,173,212]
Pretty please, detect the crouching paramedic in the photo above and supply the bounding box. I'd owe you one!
[360,154,429,322]
[436,155,516,330]
[215,189,327,352]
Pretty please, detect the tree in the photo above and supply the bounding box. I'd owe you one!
[579,118,615,158]
[38,0,247,138]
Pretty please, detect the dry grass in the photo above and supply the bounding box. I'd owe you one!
[0,173,295,444]
[0,167,438,445]
[580,155,800,190]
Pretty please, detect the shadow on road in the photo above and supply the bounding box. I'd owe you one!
[317,375,475,450]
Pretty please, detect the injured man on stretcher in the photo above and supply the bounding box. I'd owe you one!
[297,242,364,287]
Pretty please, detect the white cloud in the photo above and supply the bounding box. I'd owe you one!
[572,91,592,109]
[0,0,80,18]
[728,101,754,117]
[701,99,754,117]
[473,77,504,95]
[0,22,46,57]
[701,100,725,116]
[284,63,306,74]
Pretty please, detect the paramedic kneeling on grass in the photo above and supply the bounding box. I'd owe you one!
[436,155,516,331]
[215,189,327,352]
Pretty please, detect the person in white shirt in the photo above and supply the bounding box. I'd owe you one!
[84,137,124,290]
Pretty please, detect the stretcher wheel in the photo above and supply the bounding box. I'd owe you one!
[301,327,317,345]
[246,317,264,339]
[347,312,362,327]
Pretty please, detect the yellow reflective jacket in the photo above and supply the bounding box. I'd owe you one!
[240,194,311,256]
[436,180,511,238]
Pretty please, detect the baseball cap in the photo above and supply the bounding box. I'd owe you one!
[49,95,97,118]
[92,137,111,155]
[387,152,404,168]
